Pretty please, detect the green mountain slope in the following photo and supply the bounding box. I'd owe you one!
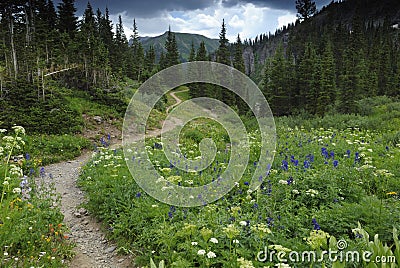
[139,31,220,62]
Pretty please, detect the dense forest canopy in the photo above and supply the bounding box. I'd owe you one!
[0,0,399,132]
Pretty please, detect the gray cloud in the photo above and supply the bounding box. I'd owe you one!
[221,0,332,11]
[69,0,215,18]
[61,0,332,17]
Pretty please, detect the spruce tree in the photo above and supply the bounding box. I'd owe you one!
[189,41,196,62]
[233,34,247,113]
[57,0,78,37]
[216,19,234,106]
[196,41,207,61]
[130,19,144,81]
[297,42,318,114]
[216,19,230,66]
[318,41,336,115]
[264,44,291,116]
[233,34,245,73]
[164,27,179,68]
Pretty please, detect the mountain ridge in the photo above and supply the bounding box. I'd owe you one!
[134,31,220,62]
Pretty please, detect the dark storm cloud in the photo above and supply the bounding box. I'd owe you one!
[70,0,215,17]
[63,0,331,17]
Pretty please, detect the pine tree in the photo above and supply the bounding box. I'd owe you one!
[164,27,179,68]
[113,15,129,76]
[130,19,144,81]
[338,49,358,114]
[144,45,156,79]
[295,0,317,21]
[189,41,196,62]
[264,44,292,116]
[216,19,234,106]
[196,41,207,61]
[297,42,318,114]
[318,41,336,115]
[233,34,247,113]
[216,19,230,65]
[233,34,245,73]
[57,0,78,37]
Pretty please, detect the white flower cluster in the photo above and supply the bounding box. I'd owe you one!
[305,189,319,197]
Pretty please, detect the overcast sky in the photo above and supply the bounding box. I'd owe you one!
[58,0,331,42]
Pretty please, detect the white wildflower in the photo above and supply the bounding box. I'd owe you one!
[210,237,218,244]
[207,251,216,258]
[239,221,248,226]
[197,249,206,256]
[12,188,21,194]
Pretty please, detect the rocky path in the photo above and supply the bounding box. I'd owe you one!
[44,153,134,268]
[42,89,186,267]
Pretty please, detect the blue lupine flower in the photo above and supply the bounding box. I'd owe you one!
[135,192,141,198]
[107,133,111,140]
[168,211,173,218]
[330,151,335,159]
[355,152,360,163]
[346,149,351,158]
[333,160,339,168]
[312,218,321,230]
[267,217,274,227]
[321,148,329,159]
[253,203,258,209]
[170,206,176,212]
[281,160,289,171]
[293,159,299,166]
[40,167,45,178]
[385,146,389,151]
[244,181,249,186]
[304,160,311,169]
[287,177,293,185]
[25,153,30,160]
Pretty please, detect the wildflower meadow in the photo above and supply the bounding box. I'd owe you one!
[78,107,400,267]
[0,126,75,267]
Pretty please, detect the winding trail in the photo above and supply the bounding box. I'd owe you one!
[166,88,189,113]
[43,88,187,267]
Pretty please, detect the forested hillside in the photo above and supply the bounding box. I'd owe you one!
[242,0,400,116]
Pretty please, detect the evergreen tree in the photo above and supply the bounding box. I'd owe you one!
[318,41,336,115]
[144,45,156,79]
[196,41,208,61]
[233,34,247,113]
[164,27,179,68]
[113,15,129,76]
[233,34,245,73]
[338,49,358,114]
[264,44,292,116]
[189,41,196,62]
[130,19,145,81]
[297,42,318,113]
[295,0,317,21]
[57,0,78,37]
[216,19,230,65]
[216,19,234,106]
